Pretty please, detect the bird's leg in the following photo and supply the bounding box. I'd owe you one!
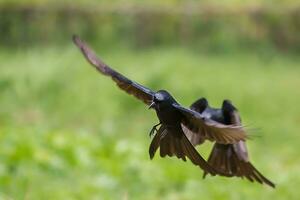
[149,122,162,137]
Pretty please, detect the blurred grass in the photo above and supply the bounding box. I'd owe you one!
[0,43,300,199]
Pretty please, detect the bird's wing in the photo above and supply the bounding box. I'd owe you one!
[183,97,208,146]
[190,98,208,113]
[230,112,249,161]
[73,35,154,105]
[173,104,247,144]
[233,141,249,162]
[222,101,249,161]
[182,125,205,146]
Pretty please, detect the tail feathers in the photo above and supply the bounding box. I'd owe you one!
[149,125,217,176]
[203,143,275,188]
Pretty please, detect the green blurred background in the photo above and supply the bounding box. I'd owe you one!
[0,0,300,199]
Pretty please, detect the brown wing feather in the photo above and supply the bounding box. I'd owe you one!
[174,104,247,144]
[73,35,154,105]
[181,124,205,146]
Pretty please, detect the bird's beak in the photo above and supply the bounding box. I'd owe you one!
[148,101,155,109]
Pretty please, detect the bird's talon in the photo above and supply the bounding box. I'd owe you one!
[149,127,157,137]
[149,123,161,137]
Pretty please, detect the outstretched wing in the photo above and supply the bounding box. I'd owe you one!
[183,97,209,145]
[173,104,247,144]
[73,35,154,105]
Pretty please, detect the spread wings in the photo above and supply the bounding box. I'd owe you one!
[73,35,154,105]
[173,104,247,144]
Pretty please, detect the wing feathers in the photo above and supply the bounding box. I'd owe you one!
[73,35,154,105]
[174,104,247,144]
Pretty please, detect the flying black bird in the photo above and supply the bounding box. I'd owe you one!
[185,98,275,187]
[72,35,247,176]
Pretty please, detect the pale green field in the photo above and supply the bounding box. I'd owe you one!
[0,45,299,199]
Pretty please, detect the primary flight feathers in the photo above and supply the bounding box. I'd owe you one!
[73,35,154,105]
[174,104,247,144]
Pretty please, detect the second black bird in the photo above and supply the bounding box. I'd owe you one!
[185,98,275,187]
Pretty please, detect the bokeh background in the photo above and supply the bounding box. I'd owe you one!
[1,0,300,199]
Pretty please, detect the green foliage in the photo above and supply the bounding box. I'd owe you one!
[0,45,300,199]
[0,2,300,51]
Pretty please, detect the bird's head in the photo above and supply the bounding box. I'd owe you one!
[149,90,177,109]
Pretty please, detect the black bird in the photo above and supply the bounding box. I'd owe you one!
[185,98,275,187]
[72,35,247,176]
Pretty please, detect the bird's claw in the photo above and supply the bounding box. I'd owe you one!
[149,126,158,137]
[149,123,161,137]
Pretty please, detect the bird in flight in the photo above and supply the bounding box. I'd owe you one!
[185,98,275,187]
[72,35,247,177]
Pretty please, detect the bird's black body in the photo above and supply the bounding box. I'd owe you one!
[147,90,220,174]
[189,98,275,188]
